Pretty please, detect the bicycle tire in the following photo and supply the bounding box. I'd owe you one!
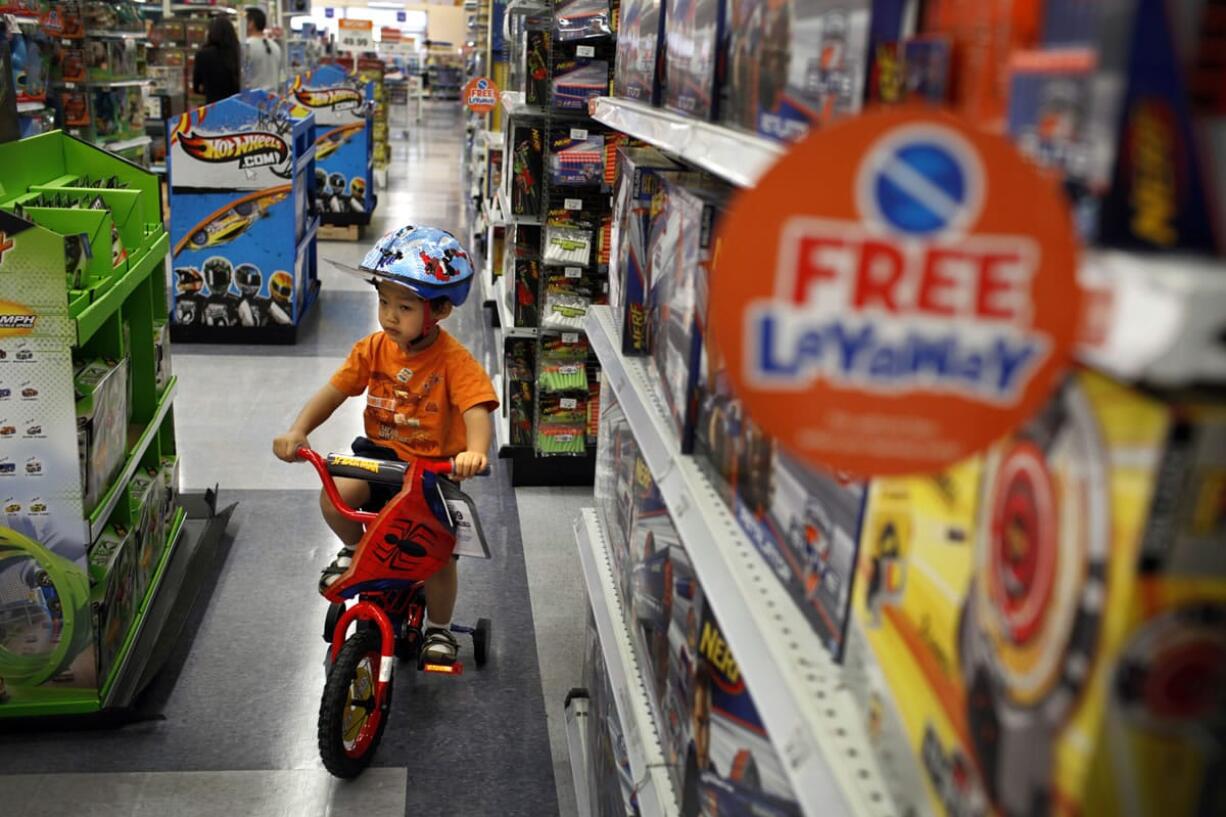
[317,630,391,778]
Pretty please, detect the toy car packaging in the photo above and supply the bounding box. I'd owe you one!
[615,0,666,103]
[845,369,1226,817]
[669,599,802,816]
[609,146,687,355]
[127,465,166,606]
[75,357,129,514]
[647,178,728,453]
[167,94,319,335]
[663,0,727,119]
[722,0,871,142]
[289,65,375,220]
[88,522,136,686]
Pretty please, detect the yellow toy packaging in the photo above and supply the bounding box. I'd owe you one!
[848,369,1226,817]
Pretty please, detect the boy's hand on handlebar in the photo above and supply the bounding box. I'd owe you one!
[273,431,309,463]
[453,451,488,479]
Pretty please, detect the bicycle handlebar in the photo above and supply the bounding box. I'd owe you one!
[294,447,490,524]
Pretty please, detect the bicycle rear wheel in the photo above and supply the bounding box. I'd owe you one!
[318,629,391,778]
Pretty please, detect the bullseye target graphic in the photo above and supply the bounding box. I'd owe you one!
[969,378,1109,714]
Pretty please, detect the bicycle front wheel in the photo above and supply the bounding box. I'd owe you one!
[318,629,391,778]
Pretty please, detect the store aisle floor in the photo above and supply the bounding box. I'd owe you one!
[0,105,562,817]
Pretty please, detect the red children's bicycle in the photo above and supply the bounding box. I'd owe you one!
[296,447,492,778]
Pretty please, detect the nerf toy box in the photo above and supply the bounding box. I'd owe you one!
[663,0,726,120]
[722,0,871,142]
[848,369,1225,817]
[659,564,803,817]
[88,522,136,686]
[594,372,640,580]
[615,0,666,104]
[609,146,688,355]
[507,123,544,217]
[75,357,129,514]
[647,178,727,453]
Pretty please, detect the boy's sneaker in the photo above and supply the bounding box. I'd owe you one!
[318,547,354,593]
[422,627,458,664]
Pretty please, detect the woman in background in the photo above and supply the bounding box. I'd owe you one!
[192,16,241,104]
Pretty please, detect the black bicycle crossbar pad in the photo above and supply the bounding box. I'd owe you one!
[325,453,409,486]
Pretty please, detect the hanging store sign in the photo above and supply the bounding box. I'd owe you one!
[708,108,1082,478]
[337,19,374,53]
[463,77,500,113]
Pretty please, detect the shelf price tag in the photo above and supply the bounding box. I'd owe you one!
[570,128,588,141]
[709,108,1081,477]
[337,19,373,53]
[576,45,595,58]
[562,332,580,344]
[564,198,582,211]
[565,266,582,278]
[561,398,578,409]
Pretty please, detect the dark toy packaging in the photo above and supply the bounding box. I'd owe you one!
[609,146,686,355]
[615,0,666,104]
[594,372,640,588]
[658,561,802,816]
[167,94,319,333]
[507,124,544,216]
[663,0,726,120]
[722,0,871,142]
[647,179,726,453]
[552,55,613,111]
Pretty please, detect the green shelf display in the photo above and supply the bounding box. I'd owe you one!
[0,130,185,718]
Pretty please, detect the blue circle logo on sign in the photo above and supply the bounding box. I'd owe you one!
[857,124,985,238]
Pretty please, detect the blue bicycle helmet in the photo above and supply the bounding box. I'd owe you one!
[333,225,475,306]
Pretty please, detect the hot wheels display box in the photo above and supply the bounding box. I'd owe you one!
[663,0,726,120]
[167,92,320,343]
[848,369,1226,817]
[722,0,871,142]
[289,64,375,225]
[614,0,666,104]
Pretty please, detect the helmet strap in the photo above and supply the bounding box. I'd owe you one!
[406,299,439,350]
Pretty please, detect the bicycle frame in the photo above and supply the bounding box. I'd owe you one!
[297,448,463,685]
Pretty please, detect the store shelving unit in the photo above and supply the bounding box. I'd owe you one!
[563,690,593,817]
[589,96,784,188]
[0,130,232,719]
[586,305,896,817]
[574,509,680,817]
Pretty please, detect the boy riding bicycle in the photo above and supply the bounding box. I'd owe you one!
[273,226,497,665]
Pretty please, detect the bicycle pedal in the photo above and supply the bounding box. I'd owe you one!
[422,661,464,676]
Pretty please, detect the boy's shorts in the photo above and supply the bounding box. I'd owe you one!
[351,436,404,513]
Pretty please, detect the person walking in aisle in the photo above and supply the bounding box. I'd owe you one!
[192,16,241,104]
[244,6,283,90]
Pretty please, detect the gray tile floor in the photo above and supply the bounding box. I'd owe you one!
[0,103,595,817]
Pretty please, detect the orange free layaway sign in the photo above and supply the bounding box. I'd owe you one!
[709,108,1082,477]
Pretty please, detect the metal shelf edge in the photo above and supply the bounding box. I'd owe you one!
[574,508,680,817]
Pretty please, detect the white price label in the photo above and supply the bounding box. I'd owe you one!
[338,19,374,53]
[561,398,578,410]
[565,266,582,278]
[562,332,580,344]
[564,198,582,211]
[569,127,588,141]
[576,45,595,58]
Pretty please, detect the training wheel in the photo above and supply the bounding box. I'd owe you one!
[474,617,492,668]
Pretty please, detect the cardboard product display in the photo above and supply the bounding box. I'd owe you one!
[722,0,872,142]
[289,64,375,223]
[614,0,666,104]
[849,369,1225,817]
[167,92,320,339]
[663,0,727,120]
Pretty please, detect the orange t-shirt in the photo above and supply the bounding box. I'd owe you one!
[330,329,498,461]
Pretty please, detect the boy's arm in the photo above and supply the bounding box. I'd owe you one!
[453,406,493,478]
[272,383,349,462]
